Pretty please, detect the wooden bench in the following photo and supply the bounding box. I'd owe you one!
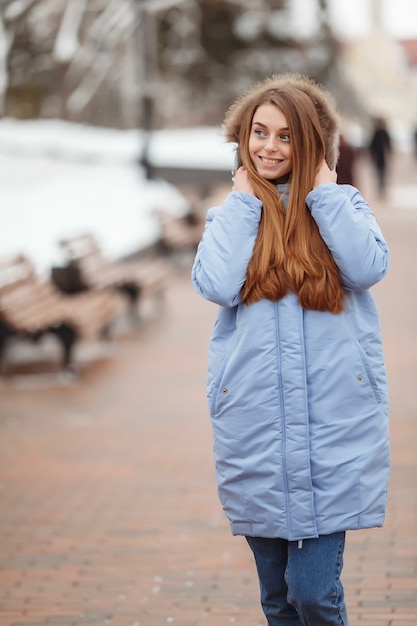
[57,234,171,316]
[155,208,205,256]
[0,254,128,373]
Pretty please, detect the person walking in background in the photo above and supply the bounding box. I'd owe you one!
[192,74,390,626]
[369,116,392,196]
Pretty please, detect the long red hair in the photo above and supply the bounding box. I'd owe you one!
[224,75,344,313]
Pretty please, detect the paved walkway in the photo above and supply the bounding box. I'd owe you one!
[1,153,417,626]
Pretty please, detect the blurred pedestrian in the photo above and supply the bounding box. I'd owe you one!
[368,116,392,195]
[337,133,358,185]
[192,74,390,626]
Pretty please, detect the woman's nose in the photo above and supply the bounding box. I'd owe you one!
[265,136,278,152]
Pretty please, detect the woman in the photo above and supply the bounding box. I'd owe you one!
[192,74,390,626]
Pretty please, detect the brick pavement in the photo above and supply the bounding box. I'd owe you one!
[1,153,417,625]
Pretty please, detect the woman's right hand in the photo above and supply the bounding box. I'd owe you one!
[232,166,255,196]
[313,159,337,188]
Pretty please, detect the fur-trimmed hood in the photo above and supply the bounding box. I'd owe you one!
[223,73,341,170]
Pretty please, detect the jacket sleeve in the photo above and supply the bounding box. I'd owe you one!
[192,191,262,307]
[306,184,390,290]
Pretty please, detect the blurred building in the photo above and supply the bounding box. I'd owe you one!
[336,0,417,146]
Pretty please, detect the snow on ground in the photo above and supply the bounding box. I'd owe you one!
[0,118,235,274]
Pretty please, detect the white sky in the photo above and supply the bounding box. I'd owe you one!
[328,0,417,39]
[292,0,417,40]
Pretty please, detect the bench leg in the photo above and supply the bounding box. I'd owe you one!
[117,283,141,321]
[0,322,13,373]
[0,331,7,373]
[49,324,77,371]
[118,283,140,306]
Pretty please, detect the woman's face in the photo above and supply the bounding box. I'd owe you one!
[248,103,293,182]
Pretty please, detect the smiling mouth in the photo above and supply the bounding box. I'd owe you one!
[260,156,282,164]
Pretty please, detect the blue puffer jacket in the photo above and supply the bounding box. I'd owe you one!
[192,183,390,541]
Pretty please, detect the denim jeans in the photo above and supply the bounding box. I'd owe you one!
[246,532,348,626]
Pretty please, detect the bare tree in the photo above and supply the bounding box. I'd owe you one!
[0,0,41,115]
[2,0,343,128]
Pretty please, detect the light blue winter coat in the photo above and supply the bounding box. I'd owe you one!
[192,183,390,541]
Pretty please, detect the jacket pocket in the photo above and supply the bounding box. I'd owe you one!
[208,351,232,417]
[355,340,384,405]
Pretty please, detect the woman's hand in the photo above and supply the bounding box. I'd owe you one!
[313,159,337,188]
[232,166,255,196]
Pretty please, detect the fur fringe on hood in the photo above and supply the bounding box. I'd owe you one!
[223,73,341,170]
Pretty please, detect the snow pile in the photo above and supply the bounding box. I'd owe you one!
[0,118,234,274]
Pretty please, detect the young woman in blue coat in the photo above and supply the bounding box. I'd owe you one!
[192,74,390,626]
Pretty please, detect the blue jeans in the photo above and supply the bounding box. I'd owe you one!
[246,533,348,626]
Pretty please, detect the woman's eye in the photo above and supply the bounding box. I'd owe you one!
[280,134,290,142]
[254,129,266,137]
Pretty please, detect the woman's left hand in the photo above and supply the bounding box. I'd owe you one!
[232,166,255,196]
[313,159,337,188]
